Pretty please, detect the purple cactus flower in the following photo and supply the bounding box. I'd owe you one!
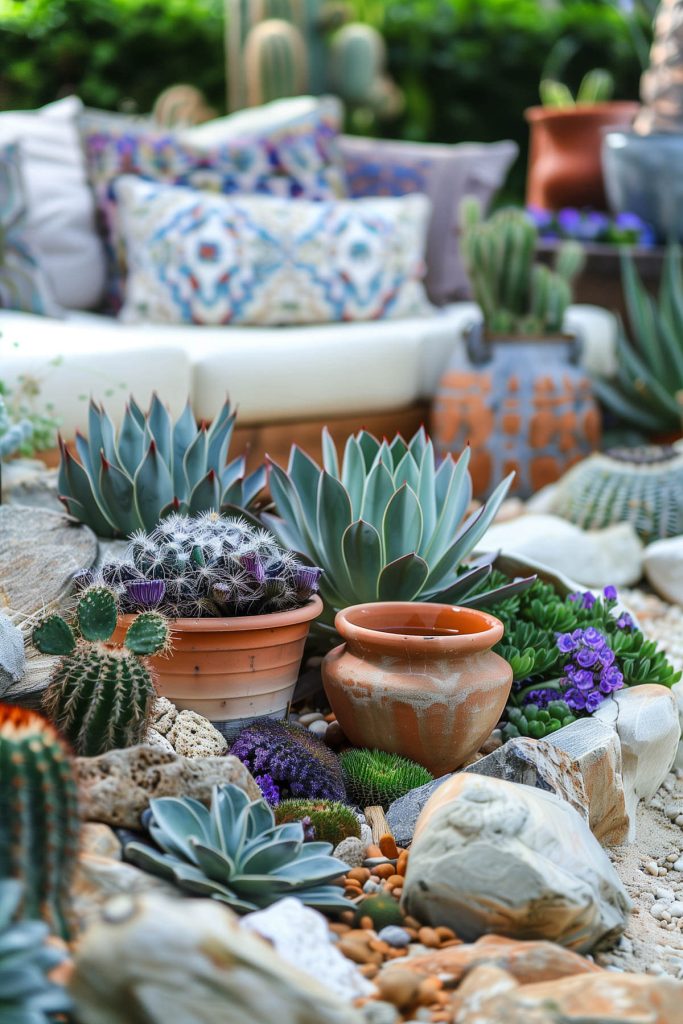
[294,565,323,595]
[255,773,281,806]
[241,553,266,583]
[125,579,166,608]
[603,585,618,601]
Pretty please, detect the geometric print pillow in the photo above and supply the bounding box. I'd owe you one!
[0,144,61,316]
[113,175,433,326]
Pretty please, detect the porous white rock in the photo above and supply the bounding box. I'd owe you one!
[644,536,683,607]
[70,892,362,1024]
[594,685,681,838]
[477,514,643,588]
[144,728,175,753]
[167,710,228,758]
[333,836,366,868]
[402,773,630,953]
[242,898,374,1000]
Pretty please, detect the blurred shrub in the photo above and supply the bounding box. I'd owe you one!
[0,0,649,196]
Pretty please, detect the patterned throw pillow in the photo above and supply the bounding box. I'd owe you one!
[113,176,433,326]
[0,144,61,316]
[81,99,347,305]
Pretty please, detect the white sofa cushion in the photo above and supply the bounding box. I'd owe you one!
[0,96,106,310]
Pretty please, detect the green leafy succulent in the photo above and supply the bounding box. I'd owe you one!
[124,783,353,915]
[263,426,534,635]
[495,620,562,682]
[58,394,266,538]
[0,879,72,1023]
[503,701,577,740]
[610,630,682,688]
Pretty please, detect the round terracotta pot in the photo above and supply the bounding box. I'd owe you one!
[525,102,639,210]
[112,595,322,735]
[321,602,513,777]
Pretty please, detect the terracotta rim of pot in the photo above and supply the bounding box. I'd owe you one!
[118,594,323,633]
[524,101,640,125]
[334,602,504,656]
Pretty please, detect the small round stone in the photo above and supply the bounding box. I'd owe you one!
[673,859,683,872]
[308,720,328,738]
[360,1002,400,1024]
[378,926,411,948]
[298,712,325,725]
[364,880,381,894]
[645,861,660,876]
[669,901,683,917]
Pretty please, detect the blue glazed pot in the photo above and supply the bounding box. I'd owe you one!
[602,130,683,243]
[431,323,602,498]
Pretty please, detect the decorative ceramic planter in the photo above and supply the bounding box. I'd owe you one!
[525,102,639,210]
[602,130,683,243]
[431,322,601,498]
[112,595,323,736]
[321,602,512,777]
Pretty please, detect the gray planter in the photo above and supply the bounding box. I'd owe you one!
[602,130,683,243]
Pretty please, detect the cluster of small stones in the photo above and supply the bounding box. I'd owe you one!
[291,709,345,750]
[620,588,683,672]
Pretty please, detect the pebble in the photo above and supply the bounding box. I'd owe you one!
[673,860,683,872]
[670,902,683,917]
[378,926,411,948]
[375,969,422,1010]
[298,712,325,725]
[363,880,381,894]
[676,815,683,827]
[360,1002,400,1024]
[308,720,329,738]
[645,860,659,876]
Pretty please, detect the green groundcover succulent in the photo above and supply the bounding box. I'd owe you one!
[124,783,353,915]
[263,426,534,636]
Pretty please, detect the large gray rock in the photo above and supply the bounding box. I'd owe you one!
[385,776,452,847]
[70,892,363,1024]
[594,684,680,839]
[72,854,178,930]
[402,773,630,953]
[644,536,683,607]
[75,745,261,828]
[0,611,25,695]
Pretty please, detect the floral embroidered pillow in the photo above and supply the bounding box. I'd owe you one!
[113,175,433,326]
[0,143,61,316]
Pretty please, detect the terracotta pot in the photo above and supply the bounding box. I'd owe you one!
[431,323,601,498]
[113,595,322,735]
[321,602,512,777]
[525,102,639,210]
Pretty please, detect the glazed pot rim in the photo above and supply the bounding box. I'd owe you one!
[334,601,504,654]
[117,594,323,632]
[525,101,639,123]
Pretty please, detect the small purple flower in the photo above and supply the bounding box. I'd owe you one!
[616,612,634,631]
[603,585,618,602]
[564,688,586,711]
[556,207,582,233]
[583,627,604,647]
[576,646,599,669]
[125,579,166,608]
[573,668,596,692]
[301,815,316,842]
[568,592,582,603]
[585,691,605,712]
[526,206,554,231]
[599,665,624,693]
[582,592,597,611]
[598,646,616,667]
[522,687,562,708]
[556,633,576,653]
[294,565,323,595]
[255,773,281,806]
[241,553,266,583]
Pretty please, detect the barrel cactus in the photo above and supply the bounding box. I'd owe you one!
[58,395,265,538]
[264,425,533,636]
[460,197,585,335]
[0,879,72,1022]
[549,445,683,542]
[33,587,169,757]
[274,799,361,846]
[0,705,79,938]
[124,783,353,914]
[341,749,434,810]
[100,511,321,618]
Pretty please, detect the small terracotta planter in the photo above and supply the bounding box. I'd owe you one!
[525,102,639,210]
[322,602,513,777]
[112,595,323,735]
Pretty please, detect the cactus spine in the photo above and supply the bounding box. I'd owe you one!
[460,198,584,335]
[0,705,79,938]
[33,587,169,757]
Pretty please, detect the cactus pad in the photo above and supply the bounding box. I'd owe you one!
[32,615,76,657]
[124,612,169,656]
[77,586,118,641]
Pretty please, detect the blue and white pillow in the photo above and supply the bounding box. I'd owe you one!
[113,176,433,326]
[0,144,60,316]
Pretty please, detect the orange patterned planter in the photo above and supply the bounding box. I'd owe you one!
[322,602,512,777]
[112,596,322,735]
[431,325,601,497]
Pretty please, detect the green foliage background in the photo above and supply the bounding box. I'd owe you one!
[0,0,650,196]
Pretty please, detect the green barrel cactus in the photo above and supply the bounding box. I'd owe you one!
[274,799,361,846]
[33,587,169,757]
[549,445,683,543]
[0,879,72,1022]
[0,705,79,938]
[58,394,265,539]
[341,749,434,810]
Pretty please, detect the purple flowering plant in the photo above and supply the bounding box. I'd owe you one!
[528,207,655,247]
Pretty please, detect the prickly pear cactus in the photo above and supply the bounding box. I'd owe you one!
[33,587,169,757]
[0,705,80,938]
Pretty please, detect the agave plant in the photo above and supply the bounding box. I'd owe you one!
[58,394,266,538]
[263,426,534,633]
[592,246,683,434]
[124,783,353,914]
[0,879,72,1023]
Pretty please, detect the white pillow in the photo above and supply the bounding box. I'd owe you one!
[181,95,343,148]
[114,175,433,326]
[0,96,106,310]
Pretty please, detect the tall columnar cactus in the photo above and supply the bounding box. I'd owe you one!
[226,0,399,118]
[58,394,265,539]
[0,705,80,938]
[33,587,169,757]
[460,197,585,335]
